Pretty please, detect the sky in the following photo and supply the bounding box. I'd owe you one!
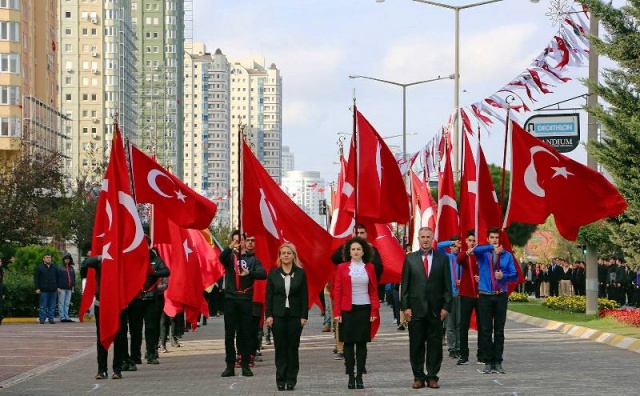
[192,0,618,184]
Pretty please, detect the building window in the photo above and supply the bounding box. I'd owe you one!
[0,0,20,10]
[0,117,20,136]
[0,22,19,42]
[65,93,72,101]
[0,53,19,73]
[65,11,71,18]
[0,85,19,105]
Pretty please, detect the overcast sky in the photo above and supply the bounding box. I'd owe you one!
[192,0,613,183]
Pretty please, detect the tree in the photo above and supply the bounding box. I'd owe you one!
[49,178,98,255]
[0,152,68,246]
[581,0,640,265]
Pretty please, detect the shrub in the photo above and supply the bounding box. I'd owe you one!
[508,292,530,302]
[599,308,640,327]
[542,295,618,313]
[12,245,62,275]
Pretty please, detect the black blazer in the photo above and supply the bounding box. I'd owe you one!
[548,264,564,283]
[265,266,309,319]
[400,250,452,319]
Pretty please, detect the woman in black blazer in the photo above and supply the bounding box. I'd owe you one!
[265,243,309,391]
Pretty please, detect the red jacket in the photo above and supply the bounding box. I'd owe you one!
[333,262,380,339]
[457,252,479,298]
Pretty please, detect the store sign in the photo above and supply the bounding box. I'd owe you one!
[523,113,580,153]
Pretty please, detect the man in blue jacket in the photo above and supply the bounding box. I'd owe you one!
[473,227,518,375]
[34,254,60,324]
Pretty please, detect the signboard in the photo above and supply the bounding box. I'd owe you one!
[523,113,580,153]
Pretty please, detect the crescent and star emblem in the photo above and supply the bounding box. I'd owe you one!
[524,146,574,198]
[259,189,280,240]
[148,169,187,202]
[183,239,193,261]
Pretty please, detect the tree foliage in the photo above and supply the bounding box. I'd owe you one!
[581,0,640,264]
[0,153,68,246]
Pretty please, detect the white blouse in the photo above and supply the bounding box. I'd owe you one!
[349,261,370,305]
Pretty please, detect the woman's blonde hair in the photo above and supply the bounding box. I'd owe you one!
[277,242,300,268]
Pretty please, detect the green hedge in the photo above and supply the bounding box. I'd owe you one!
[2,270,83,318]
[542,295,618,313]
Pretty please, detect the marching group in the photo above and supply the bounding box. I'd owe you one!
[215,224,519,391]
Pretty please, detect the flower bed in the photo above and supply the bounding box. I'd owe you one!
[599,308,640,327]
[542,295,618,313]
[508,292,530,302]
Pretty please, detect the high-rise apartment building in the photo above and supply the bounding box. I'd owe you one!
[281,170,326,228]
[58,0,138,183]
[0,1,68,166]
[281,145,294,177]
[229,57,282,228]
[132,0,184,178]
[184,42,230,227]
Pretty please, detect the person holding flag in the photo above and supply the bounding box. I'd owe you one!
[219,230,266,378]
[456,230,482,366]
[81,254,128,380]
[473,227,518,375]
[437,236,462,360]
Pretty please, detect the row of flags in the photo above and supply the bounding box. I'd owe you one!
[82,103,627,350]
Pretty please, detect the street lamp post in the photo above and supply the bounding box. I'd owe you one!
[348,74,454,164]
[376,0,503,178]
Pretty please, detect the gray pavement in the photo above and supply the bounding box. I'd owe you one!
[1,304,639,395]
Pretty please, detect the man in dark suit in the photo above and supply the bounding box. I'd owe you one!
[401,227,452,390]
[548,258,563,297]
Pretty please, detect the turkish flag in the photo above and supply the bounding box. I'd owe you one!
[435,149,459,242]
[342,110,409,224]
[410,170,437,251]
[88,125,148,349]
[242,141,335,307]
[370,223,405,284]
[330,155,355,245]
[505,120,627,240]
[130,145,217,229]
[153,210,208,328]
[190,229,224,290]
[459,132,502,243]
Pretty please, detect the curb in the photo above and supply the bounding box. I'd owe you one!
[507,310,640,354]
[1,316,95,324]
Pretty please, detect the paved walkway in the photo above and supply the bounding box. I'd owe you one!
[1,305,639,395]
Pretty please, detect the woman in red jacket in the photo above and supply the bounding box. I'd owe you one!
[333,236,380,390]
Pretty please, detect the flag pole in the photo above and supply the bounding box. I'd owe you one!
[237,123,246,233]
[499,96,514,224]
[352,91,358,225]
[474,122,481,240]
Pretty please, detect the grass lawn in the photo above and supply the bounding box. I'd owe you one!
[508,301,640,339]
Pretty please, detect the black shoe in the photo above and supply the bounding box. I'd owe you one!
[241,366,254,377]
[221,365,235,377]
[134,358,142,365]
[348,375,355,389]
[111,372,122,380]
[146,357,159,365]
[277,384,285,391]
[121,361,130,371]
[128,362,137,371]
[356,375,364,389]
[482,363,493,374]
[286,384,295,391]
[456,358,469,365]
[449,351,459,358]
[95,371,108,380]
[493,363,506,374]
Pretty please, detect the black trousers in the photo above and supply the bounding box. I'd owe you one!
[95,305,127,373]
[343,342,367,377]
[272,313,303,386]
[549,282,560,297]
[224,298,253,365]
[159,312,178,346]
[408,313,443,382]
[477,293,508,365]
[126,298,145,363]
[458,296,483,361]
[144,297,163,358]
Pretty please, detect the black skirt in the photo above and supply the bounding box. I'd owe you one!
[339,304,371,343]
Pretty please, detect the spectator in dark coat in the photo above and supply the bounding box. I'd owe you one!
[34,254,60,324]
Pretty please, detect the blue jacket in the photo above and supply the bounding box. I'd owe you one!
[437,241,460,296]
[473,244,518,293]
[58,254,76,290]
